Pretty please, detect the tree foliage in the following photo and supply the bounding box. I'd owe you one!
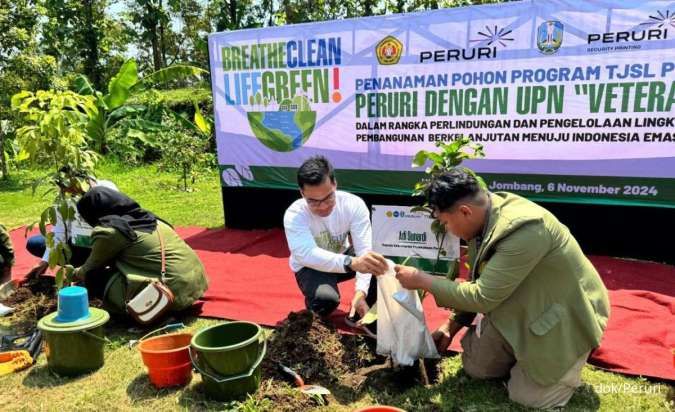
[0,0,58,179]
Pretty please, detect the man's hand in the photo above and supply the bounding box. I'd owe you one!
[26,261,49,279]
[432,318,464,354]
[394,264,434,290]
[348,290,369,318]
[350,251,388,276]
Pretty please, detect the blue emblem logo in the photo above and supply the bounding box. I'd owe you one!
[537,21,564,55]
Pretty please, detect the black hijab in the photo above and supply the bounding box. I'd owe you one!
[76,186,158,241]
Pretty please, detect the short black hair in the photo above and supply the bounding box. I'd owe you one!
[426,168,483,212]
[297,156,335,188]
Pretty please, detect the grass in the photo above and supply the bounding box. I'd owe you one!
[0,163,673,411]
[0,159,224,230]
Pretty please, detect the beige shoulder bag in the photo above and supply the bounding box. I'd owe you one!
[126,229,175,325]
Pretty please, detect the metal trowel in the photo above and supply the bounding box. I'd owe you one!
[278,362,331,396]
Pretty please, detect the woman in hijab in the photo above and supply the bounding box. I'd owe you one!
[74,186,208,318]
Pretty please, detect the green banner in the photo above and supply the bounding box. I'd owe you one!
[221,165,675,208]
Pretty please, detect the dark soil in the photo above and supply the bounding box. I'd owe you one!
[1,276,58,333]
[257,310,434,409]
[262,310,382,384]
[1,276,103,333]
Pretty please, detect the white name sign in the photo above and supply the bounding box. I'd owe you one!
[372,205,459,261]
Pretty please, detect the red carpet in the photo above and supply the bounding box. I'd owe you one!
[8,227,675,381]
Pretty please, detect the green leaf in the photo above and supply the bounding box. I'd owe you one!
[57,202,69,224]
[124,118,164,132]
[15,149,30,161]
[107,105,146,126]
[24,223,37,238]
[48,244,60,268]
[39,207,50,236]
[193,103,211,135]
[104,59,138,110]
[126,128,148,143]
[61,243,73,263]
[411,150,428,168]
[135,65,208,92]
[45,232,54,249]
[10,91,32,109]
[426,152,443,165]
[55,267,65,290]
[73,75,96,95]
[49,205,58,225]
[431,219,446,235]
[64,265,75,284]
[166,110,201,134]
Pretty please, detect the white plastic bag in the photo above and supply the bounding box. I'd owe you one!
[376,260,439,366]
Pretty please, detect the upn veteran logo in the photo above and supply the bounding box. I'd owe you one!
[537,20,564,54]
[376,36,403,65]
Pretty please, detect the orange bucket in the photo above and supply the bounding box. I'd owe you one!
[138,332,193,388]
[354,407,406,412]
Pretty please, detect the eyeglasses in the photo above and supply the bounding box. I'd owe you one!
[304,191,336,207]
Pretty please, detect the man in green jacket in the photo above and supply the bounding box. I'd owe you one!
[0,225,14,284]
[394,168,610,409]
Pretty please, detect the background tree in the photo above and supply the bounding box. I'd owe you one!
[127,0,172,71]
[73,58,208,153]
[0,0,58,179]
[12,89,100,288]
[42,0,130,90]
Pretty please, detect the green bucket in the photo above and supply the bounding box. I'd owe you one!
[190,321,266,401]
[37,307,110,376]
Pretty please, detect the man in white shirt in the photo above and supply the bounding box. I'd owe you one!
[284,156,388,318]
[25,177,118,278]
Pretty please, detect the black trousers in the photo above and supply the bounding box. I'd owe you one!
[295,267,377,316]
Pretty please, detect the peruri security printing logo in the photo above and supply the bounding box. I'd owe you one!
[220,37,343,152]
[376,36,403,65]
[537,21,564,55]
[586,9,672,53]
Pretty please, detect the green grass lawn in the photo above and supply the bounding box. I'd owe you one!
[0,160,224,230]
[0,163,673,411]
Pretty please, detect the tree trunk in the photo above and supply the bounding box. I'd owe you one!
[83,0,102,89]
[228,0,237,29]
[146,1,163,71]
[0,128,7,180]
[159,0,167,70]
[268,0,274,26]
[183,164,188,191]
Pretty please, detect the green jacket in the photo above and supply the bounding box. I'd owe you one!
[0,225,14,268]
[76,221,208,311]
[429,192,610,386]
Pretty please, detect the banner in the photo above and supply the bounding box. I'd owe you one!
[371,205,460,262]
[209,0,675,208]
